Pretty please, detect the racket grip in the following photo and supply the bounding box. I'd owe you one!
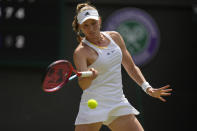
[80,71,93,77]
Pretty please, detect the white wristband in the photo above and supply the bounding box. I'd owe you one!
[141,82,152,93]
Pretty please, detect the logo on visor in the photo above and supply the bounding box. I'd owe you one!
[85,12,90,16]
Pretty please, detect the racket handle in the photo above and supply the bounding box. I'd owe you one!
[80,71,93,77]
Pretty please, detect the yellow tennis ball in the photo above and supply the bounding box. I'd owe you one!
[87,99,98,109]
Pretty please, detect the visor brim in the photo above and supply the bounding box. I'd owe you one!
[79,16,99,24]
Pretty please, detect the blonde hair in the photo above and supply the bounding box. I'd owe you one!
[72,2,97,42]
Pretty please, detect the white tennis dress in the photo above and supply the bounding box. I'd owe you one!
[75,31,139,125]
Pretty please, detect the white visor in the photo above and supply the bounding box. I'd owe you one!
[77,9,99,24]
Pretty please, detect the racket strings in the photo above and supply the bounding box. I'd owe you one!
[42,60,75,92]
[44,63,72,89]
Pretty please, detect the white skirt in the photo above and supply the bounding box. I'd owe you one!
[75,91,139,125]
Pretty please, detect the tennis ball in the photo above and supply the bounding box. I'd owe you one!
[87,99,98,109]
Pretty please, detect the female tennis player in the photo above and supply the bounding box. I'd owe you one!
[72,2,172,131]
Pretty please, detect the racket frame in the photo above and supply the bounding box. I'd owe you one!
[42,60,92,92]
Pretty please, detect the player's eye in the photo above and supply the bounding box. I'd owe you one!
[84,24,88,27]
[92,21,96,25]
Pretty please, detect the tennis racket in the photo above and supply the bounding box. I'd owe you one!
[42,60,92,92]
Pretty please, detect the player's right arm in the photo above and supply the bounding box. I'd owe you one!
[73,43,97,90]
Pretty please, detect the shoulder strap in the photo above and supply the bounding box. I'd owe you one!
[82,38,102,54]
[101,31,117,45]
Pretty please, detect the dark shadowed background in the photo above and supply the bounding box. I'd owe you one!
[0,0,196,130]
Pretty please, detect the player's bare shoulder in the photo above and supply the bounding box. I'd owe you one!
[105,31,125,48]
[106,31,121,39]
[74,41,96,60]
[73,42,89,60]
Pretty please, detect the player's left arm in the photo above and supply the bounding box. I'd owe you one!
[109,31,172,101]
[109,31,147,87]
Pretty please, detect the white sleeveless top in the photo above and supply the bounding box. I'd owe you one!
[75,31,139,125]
[82,31,124,99]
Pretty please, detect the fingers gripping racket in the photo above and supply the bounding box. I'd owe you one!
[42,60,92,92]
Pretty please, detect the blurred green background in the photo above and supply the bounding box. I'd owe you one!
[0,0,196,130]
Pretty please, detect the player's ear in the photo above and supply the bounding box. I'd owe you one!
[78,23,82,30]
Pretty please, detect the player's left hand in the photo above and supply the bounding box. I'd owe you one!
[146,85,172,102]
